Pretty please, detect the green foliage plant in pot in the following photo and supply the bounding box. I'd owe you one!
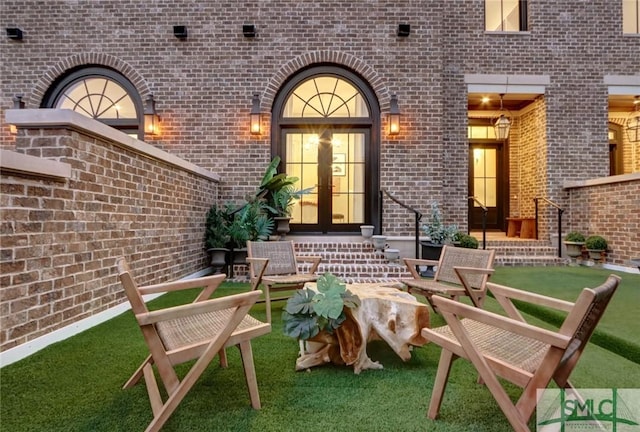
[458,233,479,249]
[421,201,458,246]
[204,205,231,274]
[257,156,314,239]
[282,273,360,341]
[563,231,586,262]
[420,201,458,276]
[227,199,274,263]
[585,235,608,264]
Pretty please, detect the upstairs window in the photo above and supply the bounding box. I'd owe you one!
[485,0,528,32]
[623,0,640,34]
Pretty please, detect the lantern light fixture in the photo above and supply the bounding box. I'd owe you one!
[494,93,511,140]
[9,95,25,134]
[143,94,160,135]
[627,96,640,143]
[389,94,400,135]
[250,93,261,135]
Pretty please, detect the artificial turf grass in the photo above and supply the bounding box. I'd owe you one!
[2,266,639,432]
[489,266,640,365]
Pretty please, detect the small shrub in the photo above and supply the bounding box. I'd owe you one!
[585,235,608,251]
[458,234,479,249]
[564,231,585,243]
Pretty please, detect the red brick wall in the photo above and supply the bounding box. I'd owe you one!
[1,1,636,237]
[0,126,219,352]
[565,176,640,267]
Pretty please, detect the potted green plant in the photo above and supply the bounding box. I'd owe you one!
[420,201,458,276]
[257,156,313,239]
[282,273,360,341]
[457,233,479,249]
[204,205,230,274]
[585,235,608,263]
[227,199,274,264]
[563,231,585,262]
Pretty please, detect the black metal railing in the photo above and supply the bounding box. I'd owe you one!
[380,189,423,258]
[533,197,564,258]
[468,196,488,250]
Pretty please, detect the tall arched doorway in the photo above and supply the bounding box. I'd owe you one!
[271,66,380,234]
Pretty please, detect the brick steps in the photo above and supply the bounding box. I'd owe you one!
[227,238,563,282]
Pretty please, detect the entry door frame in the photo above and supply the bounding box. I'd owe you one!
[468,139,509,231]
[271,65,381,234]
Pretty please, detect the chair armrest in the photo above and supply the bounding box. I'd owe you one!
[138,274,226,302]
[429,295,571,349]
[246,257,269,291]
[487,282,575,313]
[402,258,440,279]
[452,266,495,307]
[297,255,322,274]
[137,290,261,325]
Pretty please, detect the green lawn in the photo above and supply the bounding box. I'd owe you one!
[0,266,638,431]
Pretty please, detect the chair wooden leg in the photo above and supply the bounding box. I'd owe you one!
[239,340,261,409]
[428,349,456,419]
[124,354,153,389]
[219,349,228,368]
[264,285,272,324]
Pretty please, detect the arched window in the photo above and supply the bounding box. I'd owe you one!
[272,66,380,234]
[282,76,369,118]
[43,66,144,139]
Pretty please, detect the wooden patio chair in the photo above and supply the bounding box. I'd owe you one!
[421,274,621,432]
[401,245,495,312]
[117,258,271,432]
[246,240,322,323]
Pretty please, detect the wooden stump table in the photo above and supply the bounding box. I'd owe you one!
[295,283,430,374]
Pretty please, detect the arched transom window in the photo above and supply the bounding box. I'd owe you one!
[283,76,369,118]
[44,66,143,139]
[56,77,137,120]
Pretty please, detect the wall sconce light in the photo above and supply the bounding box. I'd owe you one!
[243,24,256,38]
[250,93,261,135]
[9,95,25,134]
[397,24,410,37]
[388,94,400,135]
[6,27,23,40]
[144,95,160,135]
[173,25,188,39]
[627,96,640,143]
[494,93,511,140]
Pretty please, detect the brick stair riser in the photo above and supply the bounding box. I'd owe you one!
[227,240,564,281]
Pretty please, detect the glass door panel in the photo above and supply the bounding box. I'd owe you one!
[284,130,367,232]
[285,132,319,224]
[470,146,501,229]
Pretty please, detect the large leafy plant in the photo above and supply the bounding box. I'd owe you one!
[282,273,360,340]
[258,156,314,217]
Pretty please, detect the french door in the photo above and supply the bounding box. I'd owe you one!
[283,129,368,233]
[468,143,504,230]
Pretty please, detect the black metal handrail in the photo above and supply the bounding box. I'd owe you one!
[533,197,564,258]
[468,196,488,250]
[380,189,423,258]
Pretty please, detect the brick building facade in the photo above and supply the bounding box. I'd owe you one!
[1,1,639,355]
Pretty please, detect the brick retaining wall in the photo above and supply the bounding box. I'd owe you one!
[565,174,640,267]
[0,111,220,352]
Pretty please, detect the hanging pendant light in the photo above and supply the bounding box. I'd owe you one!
[494,93,511,140]
[627,96,640,143]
